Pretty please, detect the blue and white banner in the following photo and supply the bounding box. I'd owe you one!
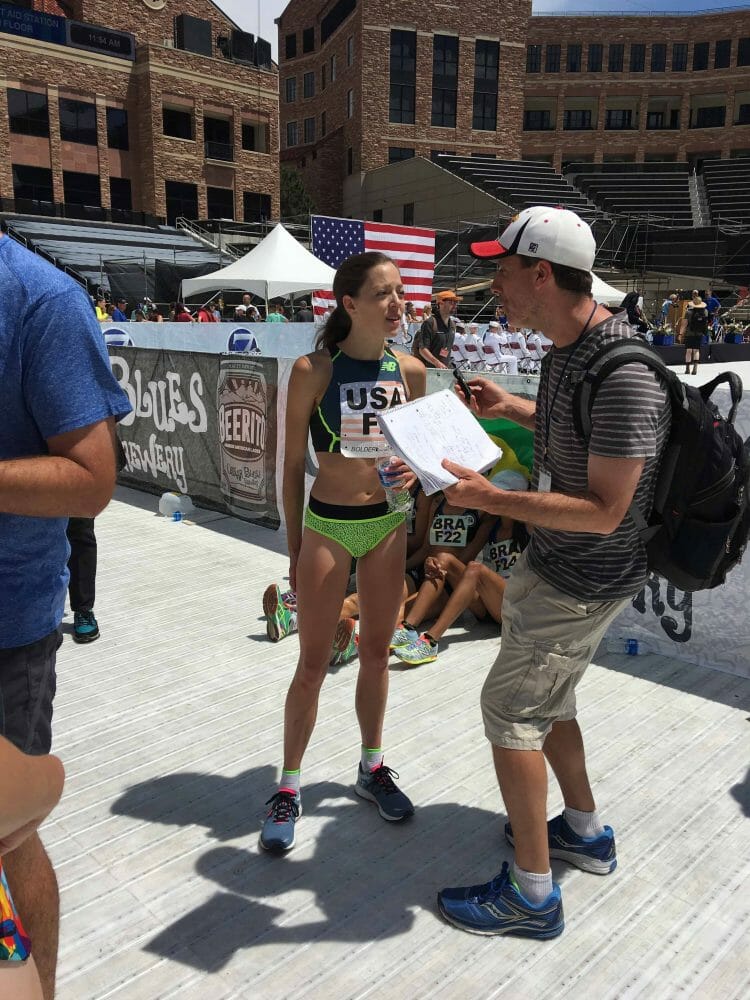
[102,322,317,358]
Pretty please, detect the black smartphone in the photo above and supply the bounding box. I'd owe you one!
[451,362,473,402]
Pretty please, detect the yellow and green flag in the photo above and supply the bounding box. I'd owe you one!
[477,416,535,482]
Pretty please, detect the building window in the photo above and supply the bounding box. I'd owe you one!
[473,39,499,131]
[567,44,582,72]
[165,180,198,225]
[545,44,560,73]
[244,191,271,222]
[389,29,416,124]
[163,106,193,140]
[651,43,666,72]
[59,97,97,145]
[302,26,314,53]
[204,117,233,161]
[563,109,592,130]
[207,186,233,219]
[109,176,132,214]
[389,146,414,162]
[432,34,459,127]
[585,43,602,72]
[737,38,750,66]
[242,121,267,153]
[526,44,541,73]
[286,121,298,147]
[672,42,688,71]
[523,109,552,131]
[303,72,315,98]
[304,116,315,143]
[321,0,357,44]
[7,89,49,137]
[347,89,354,118]
[321,110,327,136]
[63,170,100,206]
[630,43,645,72]
[285,33,297,59]
[605,109,633,130]
[693,41,709,71]
[347,35,354,66]
[373,208,383,222]
[737,103,750,125]
[321,64,327,89]
[715,39,731,68]
[106,108,129,150]
[347,146,353,175]
[11,164,53,209]
[608,43,624,72]
[693,105,726,128]
[285,77,297,103]
[403,202,414,226]
[330,54,337,82]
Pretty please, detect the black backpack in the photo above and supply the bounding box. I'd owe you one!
[688,306,708,336]
[573,339,750,592]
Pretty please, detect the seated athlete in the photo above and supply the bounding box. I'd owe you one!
[394,469,529,665]
[390,492,497,652]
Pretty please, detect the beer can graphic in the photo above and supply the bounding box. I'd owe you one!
[217,356,279,526]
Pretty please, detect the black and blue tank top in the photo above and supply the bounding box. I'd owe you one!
[309,347,408,456]
[429,497,481,548]
[483,519,523,579]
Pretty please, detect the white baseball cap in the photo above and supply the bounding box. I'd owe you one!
[470,206,596,272]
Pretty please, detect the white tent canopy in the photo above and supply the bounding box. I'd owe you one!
[591,272,627,306]
[180,223,336,302]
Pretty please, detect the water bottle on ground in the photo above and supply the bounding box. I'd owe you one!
[158,492,194,519]
[377,457,413,515]
[605,637,652,656]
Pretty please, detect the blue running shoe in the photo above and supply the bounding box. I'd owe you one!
[355,763,414,821]
[389,623,418,651]
[437,861,564,938]
[505,813,616,875]
[73,610,100,644]
[259,790,302,852]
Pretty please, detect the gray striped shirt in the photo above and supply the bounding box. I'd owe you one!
[527,316,671,601]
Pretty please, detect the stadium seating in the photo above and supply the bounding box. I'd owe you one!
[433,155,596,217]
[702,158,750,227]
[565,162,694,226]
[4,215,230,291]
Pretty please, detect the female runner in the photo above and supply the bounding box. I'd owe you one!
[260,252,426,851]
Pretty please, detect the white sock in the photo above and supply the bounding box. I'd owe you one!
[361,746,384,771]
[279,769,300,795]
[512,862,553,905]
[564,806,604,838]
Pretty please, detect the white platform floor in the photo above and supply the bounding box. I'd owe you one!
[48,487,750,1000]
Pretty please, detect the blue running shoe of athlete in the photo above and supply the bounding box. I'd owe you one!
[437,862,564,938]
[259,790,302,852]
[505,813,617,875]
[73,610,100,644]
[389,623,418,651]
[394,633,438,666]
[355,763,414,821]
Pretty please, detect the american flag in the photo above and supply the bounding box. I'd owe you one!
[311,215,435,319]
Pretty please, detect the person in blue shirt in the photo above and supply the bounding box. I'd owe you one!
[0,221,131,1000]
[112,297,129,322]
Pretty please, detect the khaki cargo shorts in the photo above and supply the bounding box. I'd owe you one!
[481,551,629,751]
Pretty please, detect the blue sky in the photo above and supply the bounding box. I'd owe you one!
[214,1,742,61]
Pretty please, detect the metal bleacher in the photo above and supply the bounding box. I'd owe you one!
[433,154,597,217]
[4,215,230,292]
[702,158,750,229]
[564,162,694,227]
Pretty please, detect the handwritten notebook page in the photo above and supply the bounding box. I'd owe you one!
[377,389,502,495]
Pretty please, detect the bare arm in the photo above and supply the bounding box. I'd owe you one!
[419,344,448,369]
[282,355,328,588]
[0,418,118,518]
[442,453,646,536]
[0,737,65,855]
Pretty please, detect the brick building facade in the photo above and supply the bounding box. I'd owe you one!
[278,1,750,216]
[0,0,279,224]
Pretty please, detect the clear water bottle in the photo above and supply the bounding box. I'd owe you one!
[158,492,194,518]
[606,637,651,656]
[377,457,413,515]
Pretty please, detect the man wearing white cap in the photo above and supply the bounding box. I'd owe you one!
[435,207,671,938]
[484,319,518,374]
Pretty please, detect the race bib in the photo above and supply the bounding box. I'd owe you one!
[339,380,406,458]
[430,513,476,547]
[484,538,521,579]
